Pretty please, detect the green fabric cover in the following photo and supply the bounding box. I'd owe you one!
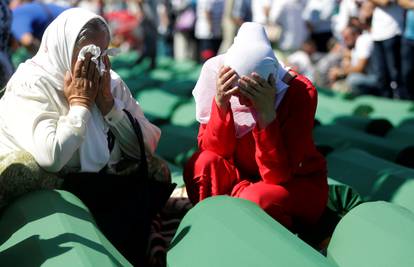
[327,148,414,212]
[316,94,357,124]
[156,124,198,166]
[168,162,185,188]
[333,116,392,136]
[161,79,196,97]
[0,190,131,267]
[314,124,407,162]
[352,96,414,126]
[386,124,414,146]
[327,201,414,267]
[170,100,197,127]
[136,89,183,120]
[167,196,335,267]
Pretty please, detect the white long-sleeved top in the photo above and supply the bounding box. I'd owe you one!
[0,68,160,173]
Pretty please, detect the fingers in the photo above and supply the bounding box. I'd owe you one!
[240,76,260,94]
[73,58,84,78]
[222,73,238,91]
[252,73,267,87]
[218,66,236,86]
[85,53,97,81]
[223,86,239,96]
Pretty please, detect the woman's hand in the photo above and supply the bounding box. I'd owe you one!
[64,53,99,109]
[215,66,239,112]
[238,73,277,129]
[96,55,114,116]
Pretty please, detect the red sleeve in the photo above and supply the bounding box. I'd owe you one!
[197,99,236,159]
[253,76,317,184]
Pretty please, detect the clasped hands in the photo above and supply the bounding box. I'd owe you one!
[64,53,114,116]
[215,66,277,129]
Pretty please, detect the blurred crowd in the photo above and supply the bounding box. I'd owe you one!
[1,0,414,100]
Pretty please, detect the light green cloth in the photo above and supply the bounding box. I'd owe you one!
[327,201,414,267]
[167,196,335,267]
[327,148,414,213]
[0,190,132,266]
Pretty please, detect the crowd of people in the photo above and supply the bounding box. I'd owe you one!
[1,0,414,99]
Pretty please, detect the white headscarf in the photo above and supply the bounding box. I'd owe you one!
[193,22,290,138]
[10,8,115,172]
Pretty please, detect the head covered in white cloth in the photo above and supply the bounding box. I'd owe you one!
[193,22,290,138]
[7,8,124,172]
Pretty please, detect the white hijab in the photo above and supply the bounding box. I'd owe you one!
[193,22,290,138]
[12,8,116,172]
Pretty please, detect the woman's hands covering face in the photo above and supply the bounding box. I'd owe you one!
[64,52,99,109]
[238,73,277,129]
[215,66,239,111]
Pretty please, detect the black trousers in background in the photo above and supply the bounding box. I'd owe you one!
[62,173,175,266]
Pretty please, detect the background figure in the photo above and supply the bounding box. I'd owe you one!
[269,0,308,54]
[10,0,68,54]
[157,0,175,57]
[251,0,272,25]
[172,0,197,61]
[231,0,252,30]
[332,0,362,40]
[369,0,404,98]
[218,0,236,54]
[135,0,159,69]
[302,0,336,52]
[195,0,225,62]
[328,24,377,95]
[0,0,13,89]
[399,0,414,100]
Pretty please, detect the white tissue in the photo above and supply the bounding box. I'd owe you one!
[77,45,120,76]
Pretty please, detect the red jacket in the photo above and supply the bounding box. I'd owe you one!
[197,74,327,185]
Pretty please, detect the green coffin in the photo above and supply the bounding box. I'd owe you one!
[0,190,131,267]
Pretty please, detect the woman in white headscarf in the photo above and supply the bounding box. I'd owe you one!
[0,8,172,264]
[184,22,328,231]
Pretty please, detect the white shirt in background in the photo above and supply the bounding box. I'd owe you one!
[351,31,373,67]
[371,3,404,41]
[195,0,225,39]
[332,0,359,39]
[303,0,336,34]
[270,0,308,51]
[252,0,273,25]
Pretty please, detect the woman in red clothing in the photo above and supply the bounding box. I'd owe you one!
[184,22,328,231]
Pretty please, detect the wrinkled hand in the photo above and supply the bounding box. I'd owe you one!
[64,53,99,109]
[238,73,277,129]
[96,55,114,116]
[215,66,239,111]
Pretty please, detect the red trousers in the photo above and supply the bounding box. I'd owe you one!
[184,150,328,230]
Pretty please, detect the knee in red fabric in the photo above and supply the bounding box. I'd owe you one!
[184,150,238,204]
[237,182,293,228]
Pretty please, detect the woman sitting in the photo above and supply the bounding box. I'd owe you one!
[0,8,172,265]
[184,22,328,231]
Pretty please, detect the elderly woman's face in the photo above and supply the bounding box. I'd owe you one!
[71,31,110,74]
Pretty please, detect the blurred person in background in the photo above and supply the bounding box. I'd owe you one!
[303,0,337,52]
[195,0,225,62]
[134,0,159,69]
[269,0,308,54]
[10,0,68,54]
[369,0,404,98]
[231,0,252,29]
[0,0,13,89]
[172,0,197,61]
[399,0,414,100]
[328,22,377,96]
[251,0,272,25]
